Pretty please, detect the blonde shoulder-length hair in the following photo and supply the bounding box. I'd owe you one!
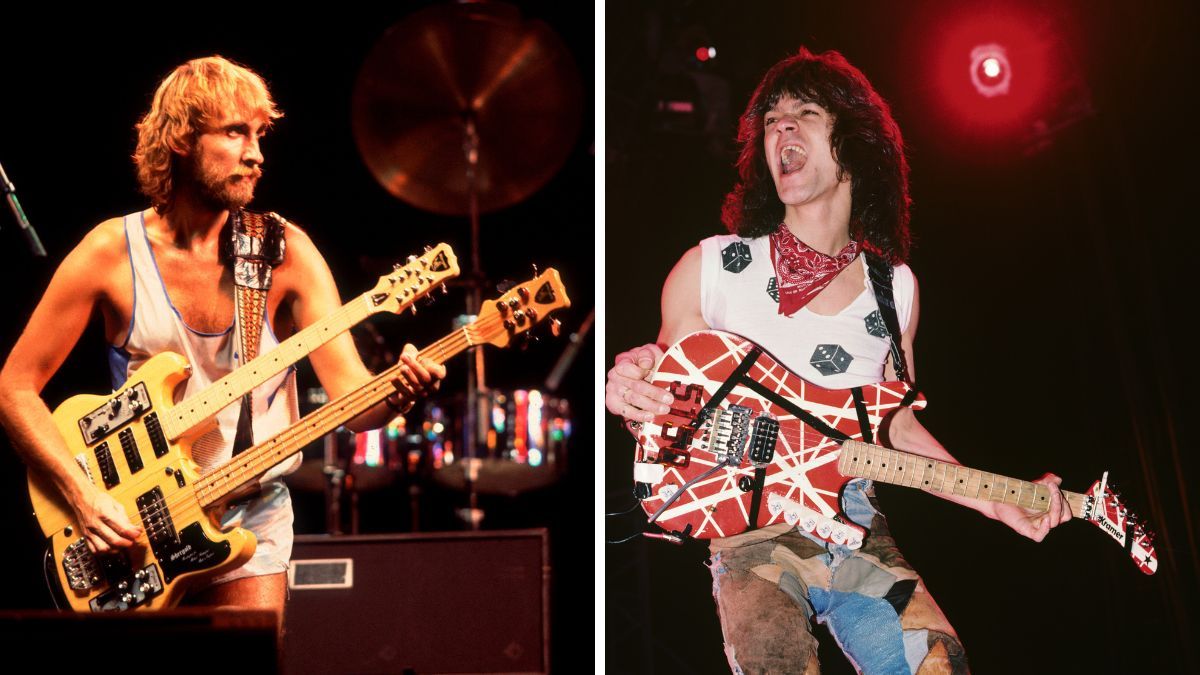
[133,56,282,213]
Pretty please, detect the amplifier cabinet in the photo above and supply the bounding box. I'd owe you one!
[283,529,549,674]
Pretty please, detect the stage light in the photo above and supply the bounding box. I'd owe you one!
[926,8,1056,137]
[970,44,1011,97]
[695,46,711,62]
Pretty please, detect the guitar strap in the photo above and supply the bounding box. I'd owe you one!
[229,210,288,457]
[864,252,911,386]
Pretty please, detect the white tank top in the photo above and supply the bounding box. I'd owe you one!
[698,233,915,386]
[108,211,300,480]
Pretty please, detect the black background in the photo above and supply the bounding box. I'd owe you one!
[0,4,594,671]
[606,1,1200,673]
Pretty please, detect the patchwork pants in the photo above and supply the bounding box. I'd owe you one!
[709,515,968,674]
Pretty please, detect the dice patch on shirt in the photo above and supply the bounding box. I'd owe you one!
[766,276,779,303]
[864,310,889,338]
[810,344,853,375]
[721,241,752,273]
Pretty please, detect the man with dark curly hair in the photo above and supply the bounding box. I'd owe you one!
[606,48,1069,673]
[0,56,444,633]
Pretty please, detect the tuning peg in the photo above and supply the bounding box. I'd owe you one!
[497,279,514,293]
[407,255,417,264]
[531,263,539,276]
[393,262,402,271]
[410,305,418,315]
[424,245,432,252]
[550,317,562,337]
[440,283,448,295]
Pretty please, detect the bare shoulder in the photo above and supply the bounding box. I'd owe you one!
[276,220,330,279]
[664,245,702,292]
[658,244,708,346]
[73,217,127,265]
[53,217,130,296]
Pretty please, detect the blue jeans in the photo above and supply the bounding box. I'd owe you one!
[709,489,967,674]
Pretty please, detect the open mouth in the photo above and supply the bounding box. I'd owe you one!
[780,145,807,175]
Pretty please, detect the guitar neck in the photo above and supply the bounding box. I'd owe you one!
[838,440,1087,518]
[160,293,376,441]
[193,326,475,507]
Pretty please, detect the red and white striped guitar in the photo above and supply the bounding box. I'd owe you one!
[629,330,1158,575]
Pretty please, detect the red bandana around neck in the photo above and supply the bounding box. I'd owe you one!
[769,223,860,317]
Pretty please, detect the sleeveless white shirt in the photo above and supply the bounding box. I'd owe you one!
[109,211,301,481]
[698,233,914,384]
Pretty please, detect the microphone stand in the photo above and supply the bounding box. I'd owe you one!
[0,161,47,257]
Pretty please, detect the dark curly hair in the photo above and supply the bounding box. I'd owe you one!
[721,47,911,263]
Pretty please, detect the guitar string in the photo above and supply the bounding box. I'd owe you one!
[141,329,475,526]
[168,265,451,437]
[128,311,517,535]
[167,295,368,436]
[641,426,1054,512]
[129,330,473,534]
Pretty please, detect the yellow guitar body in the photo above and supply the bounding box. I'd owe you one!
[29,352,257,612]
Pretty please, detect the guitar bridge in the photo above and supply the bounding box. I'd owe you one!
[709,405,752,466]
[62,538,101,590]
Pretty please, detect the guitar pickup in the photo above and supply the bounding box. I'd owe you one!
[749,415,779,465]
[78,382,152,445]
[94,442,119,489]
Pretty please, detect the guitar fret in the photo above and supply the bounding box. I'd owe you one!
[874,445,887,482]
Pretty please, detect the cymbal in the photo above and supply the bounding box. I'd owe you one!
[352,2,582,216]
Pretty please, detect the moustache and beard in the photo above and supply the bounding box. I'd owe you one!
[185,153,262,211]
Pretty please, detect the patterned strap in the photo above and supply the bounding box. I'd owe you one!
[231,210,288,455]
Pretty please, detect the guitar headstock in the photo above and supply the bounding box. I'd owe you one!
[1080,472,1157,575]
[472,267,571,348]
[365,243,459,315]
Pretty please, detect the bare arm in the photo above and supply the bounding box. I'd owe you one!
[605,246,709,423]
[280,226,444,431]
[0,220,143,551]
[883,277,1070,541]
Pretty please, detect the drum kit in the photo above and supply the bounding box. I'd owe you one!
[286,1,587,532]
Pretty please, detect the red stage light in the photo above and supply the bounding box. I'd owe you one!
[695,46,711,62]
[926,8,1056,136]
[970,44,1011,97]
